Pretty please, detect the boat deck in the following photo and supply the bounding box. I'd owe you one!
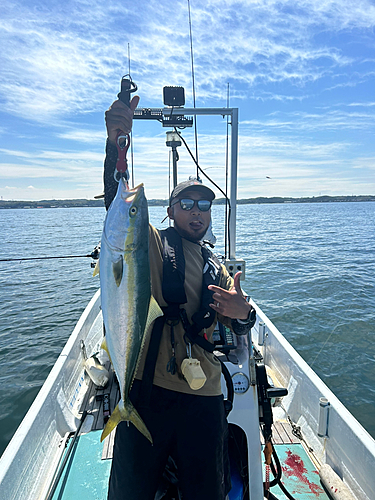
[50,367,331,500]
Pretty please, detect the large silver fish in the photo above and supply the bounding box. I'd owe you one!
[99,179,163,443]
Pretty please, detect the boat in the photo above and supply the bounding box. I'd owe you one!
[0,81,374,500]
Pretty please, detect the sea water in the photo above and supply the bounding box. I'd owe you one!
[0,202,374,457]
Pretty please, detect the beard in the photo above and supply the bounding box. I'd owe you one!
[173,220,208,243]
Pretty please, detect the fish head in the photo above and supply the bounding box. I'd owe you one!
[103,179,148,254]
[124,183,148,254]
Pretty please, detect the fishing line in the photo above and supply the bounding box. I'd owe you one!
[168,149,172,199]
[128,43,135,188]
[173,127,232,246]
[309,284,366,368]
[186,3,233,256]
[187,0,199,175]
[173,128,229,201]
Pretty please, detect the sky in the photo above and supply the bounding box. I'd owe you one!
[1,0,375,201]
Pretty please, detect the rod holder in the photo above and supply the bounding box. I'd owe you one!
[258,321,266,346]
[318,397,330,437]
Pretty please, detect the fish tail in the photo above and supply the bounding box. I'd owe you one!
[100,400,153,444]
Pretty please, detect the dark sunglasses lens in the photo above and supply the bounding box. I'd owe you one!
[197,200,211,211]
[179,199,211,211]
[180,199,195,210]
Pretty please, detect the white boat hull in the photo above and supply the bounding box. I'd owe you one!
[0,290,374,500]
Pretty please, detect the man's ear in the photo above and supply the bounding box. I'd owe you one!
[167,206,174,220]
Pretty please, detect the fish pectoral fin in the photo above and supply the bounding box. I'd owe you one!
[112,256,124,287]
[100,400,153,444]
[92,260,100,277]
[145,295,164,334]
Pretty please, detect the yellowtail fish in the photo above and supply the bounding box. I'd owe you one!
[99,179,163,443]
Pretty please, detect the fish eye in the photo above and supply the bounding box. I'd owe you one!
[129,205,138,217]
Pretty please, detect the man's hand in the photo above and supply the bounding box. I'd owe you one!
[208,271,251,320]
[105,95,140,145]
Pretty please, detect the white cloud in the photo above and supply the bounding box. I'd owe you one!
[57,130,106,143]
[1,0,375,122]
[1,0,375,200]
[241,108,375,132]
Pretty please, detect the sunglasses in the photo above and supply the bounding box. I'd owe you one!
[171,198,212,212]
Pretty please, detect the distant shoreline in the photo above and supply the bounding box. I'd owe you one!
[0,194,374,209]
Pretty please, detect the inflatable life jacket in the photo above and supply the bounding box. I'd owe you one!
[161,226,222,351]
[138,227,222,407]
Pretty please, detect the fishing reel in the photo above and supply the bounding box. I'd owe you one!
[256,363,288,442]
[90,244,100,268]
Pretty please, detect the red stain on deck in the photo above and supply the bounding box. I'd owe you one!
[281,450,324,497]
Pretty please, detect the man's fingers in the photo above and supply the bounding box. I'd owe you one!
[108,99,127,110]
[130,95,140,111]
[106,114,130,132]
[106,97,139,141]
[233,271,242,292]
[208,284,224,294]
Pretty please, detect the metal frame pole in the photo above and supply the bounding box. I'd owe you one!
[230,107,238,259]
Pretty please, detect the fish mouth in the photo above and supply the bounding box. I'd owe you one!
[122,181,144,204]
[129,182,144,192]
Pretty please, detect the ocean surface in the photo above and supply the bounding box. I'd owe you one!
[0,201,374,457]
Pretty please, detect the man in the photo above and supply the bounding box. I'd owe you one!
[103,96,255,500]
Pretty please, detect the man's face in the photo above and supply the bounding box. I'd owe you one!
[167,189,211,242]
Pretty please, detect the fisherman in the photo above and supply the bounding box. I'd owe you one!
[103,96,256,500]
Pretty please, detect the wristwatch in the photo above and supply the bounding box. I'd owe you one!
[231,306,256,335]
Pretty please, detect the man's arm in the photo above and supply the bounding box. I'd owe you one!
[103,97,140,210]
[104,140,120,210]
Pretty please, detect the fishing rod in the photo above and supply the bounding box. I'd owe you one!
[187,0,199,174]
[45,411,88,500]
[0,246,100,263]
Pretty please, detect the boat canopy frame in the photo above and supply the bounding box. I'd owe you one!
[134,106,239,259]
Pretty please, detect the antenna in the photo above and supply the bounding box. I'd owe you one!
[187,0,199,176]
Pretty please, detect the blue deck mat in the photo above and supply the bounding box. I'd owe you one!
[52,430,111,500]
[264,444,329,499]
[52,432,330,499]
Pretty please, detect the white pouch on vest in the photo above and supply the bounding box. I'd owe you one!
[181,358,207,390]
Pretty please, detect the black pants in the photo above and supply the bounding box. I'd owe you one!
[107,381,231,500]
